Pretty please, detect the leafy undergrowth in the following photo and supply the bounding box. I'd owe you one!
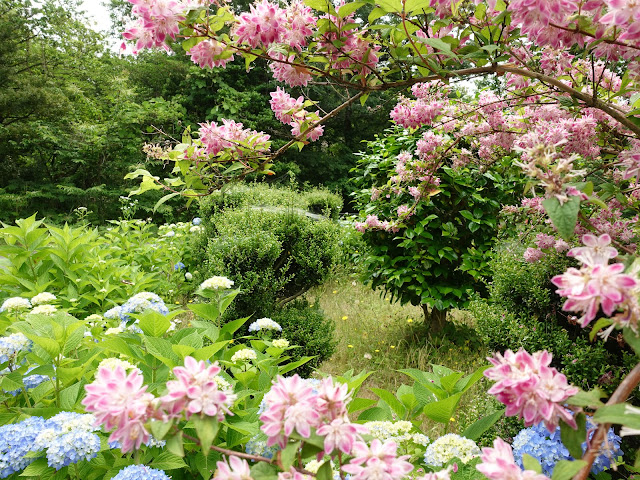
[309,274,499,440]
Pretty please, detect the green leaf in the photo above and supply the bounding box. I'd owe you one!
[542,196,580,240]
[423,392,462,424]
[19,458,50,477]
[338,1,365,17]
[139,310,171,337]
[624,327,640,357]
[60,382,82,410]
[370,387,407,418]
[522,454,542,474]
[462,409,505,440]
[594,403,640,430]
[560,413,586,459]
[357,406,392,421]
[150,451,188,470]
[368,7,386,22]
[405,0,431,13]
[150,419,174,441]
[567,388,605,408]
[590,318,613,341]
[317,461,333,480]
[192,416,220,456]
[154,192,181,212]
[551,460,587,480]
[166,431,184,457]
[188,303,220,322]
[279,441,300,470]
[250,462,278,480]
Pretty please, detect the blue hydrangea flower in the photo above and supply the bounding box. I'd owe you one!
[110,465,171,480]
[3,365,51,396]
[45,430,100,469]
[0,416,48,478]
[512,419,622,476]
[245,435,280,460]
[174,262,186,271]
[0,333,32,364]
[192,217,202,226]
[104,293,169,325]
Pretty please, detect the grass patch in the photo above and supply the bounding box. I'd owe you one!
[308,274,499,439]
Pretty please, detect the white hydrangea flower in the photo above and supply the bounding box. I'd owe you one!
[190,225,203,233]
[97,358,140,373]
[412,433,431,446]
[184,272,193,281]
[85,314,103,326]
[0,297,31,312]
[30,305,57,316]
[248,318,282,332]
[31,292,57,306]
[424,434,480,467]
[272,338,290,349]
[201,276,234,290]
[213,375,232,390]
[105,325,125,335]
[231,348,257,363]
[304,460,323,474]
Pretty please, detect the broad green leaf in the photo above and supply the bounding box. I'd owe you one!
[317,461,333,480]
[594,403,640,430]
[139,310,171,337]
[522,454,542,474]
[423,392,462,424]
[358,406,393,421]
[279,441,300,470]
[624,327,640,357]
[567,388,605,408]
[560,413,586,459]
[551,460,587,480]
[193,416,220,456]
[150,451,188,470]
[370,387,407,418]
[150,419,175,440]
[462,409,505,440]
[542,196,580,240]
[338,1,365,17]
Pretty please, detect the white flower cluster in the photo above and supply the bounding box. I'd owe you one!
[213,375,232,390]
[30,305,57,316]
[0,297,31,313]
[365,420,430,446]
[272,338,290,349]
[231,348,257,363]
[248,317,282,332]
[201,276,234,291]
[30,292,56,306]
[84,314,104,327]
[97,358,140,373]
[423,433,480,467]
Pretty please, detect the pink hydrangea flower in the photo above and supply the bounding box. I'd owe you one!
[82,365,155,452]
[485,349,579,432]
[160,356,236,420]
[342,439,413,480]
[477,438,550,480]
[213,455,253,480]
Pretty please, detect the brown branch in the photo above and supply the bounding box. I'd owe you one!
[574,362,640,480]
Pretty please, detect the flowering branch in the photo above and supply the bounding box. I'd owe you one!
[574,362,640,480]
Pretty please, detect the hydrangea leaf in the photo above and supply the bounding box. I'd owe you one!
[551,460,587,480]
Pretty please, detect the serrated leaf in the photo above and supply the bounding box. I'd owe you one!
[462,409,505,440]
[423,392,462,424]
[567,388,605,408]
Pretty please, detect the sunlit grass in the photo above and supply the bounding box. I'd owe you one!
[309,274,497,438]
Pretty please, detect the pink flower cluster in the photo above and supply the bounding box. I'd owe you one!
[123,0,186,53]
[390,82,447,129]
[198,119,271,156]
[552,234,639,328]
[234,0,316,50]
[342,439,413,480]
[83,357,237,453]
[477,438,550,480]
[82,366,156,452]
[213,456,253,480]
[269,88,324,141]
[260,375,367,457]
[160,356,236,420]
[484,349,579,432]
[187,39,234,69]
[599,0,640,42]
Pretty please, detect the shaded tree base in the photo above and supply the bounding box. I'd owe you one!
[422,305,448,334]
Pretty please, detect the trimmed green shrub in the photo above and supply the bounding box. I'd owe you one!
[271,300,337,378]
[304,189,343,219]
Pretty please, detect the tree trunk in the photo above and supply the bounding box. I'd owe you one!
[422,305,448,334]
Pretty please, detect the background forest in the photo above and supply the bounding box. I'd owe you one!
[0,0,393,224]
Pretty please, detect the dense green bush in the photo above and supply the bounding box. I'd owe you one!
[271,300,337,377]
[471,240,637,399]
[198,207,342,317]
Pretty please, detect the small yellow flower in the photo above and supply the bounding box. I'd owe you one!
[333,290,338,294]
[347,344,354,348]
[407,318,413,323]
[175,301,180,304]
[449,417,456,422]
[342,316,348,320]
[390,345,395,349]
[375,349,380,352]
